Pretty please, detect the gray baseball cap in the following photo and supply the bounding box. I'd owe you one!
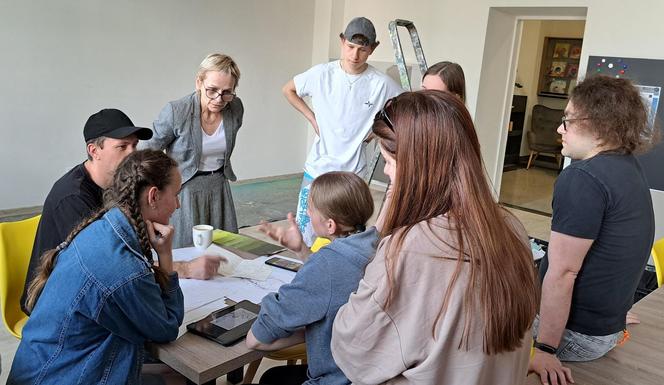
[341,17,377,46]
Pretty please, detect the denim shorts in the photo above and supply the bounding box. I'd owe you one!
[295,173,316,247]
[532,315,623,362]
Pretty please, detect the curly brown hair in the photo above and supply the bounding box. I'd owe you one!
[570,75,655,154]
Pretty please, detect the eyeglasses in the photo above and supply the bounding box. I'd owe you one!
[374,98,395,129]
[204,87,236,102]
[560,116,590,132]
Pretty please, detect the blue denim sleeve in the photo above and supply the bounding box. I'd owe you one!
[97,271,184,344]
[251,256,332,344]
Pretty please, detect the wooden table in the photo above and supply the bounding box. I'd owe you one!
[149,331,263,384]
[526,286,664,385]
[148,244,297,385]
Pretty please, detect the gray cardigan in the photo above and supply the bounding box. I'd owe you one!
[141,91,243,183]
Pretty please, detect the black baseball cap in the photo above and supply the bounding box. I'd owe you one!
[83,109,153,142]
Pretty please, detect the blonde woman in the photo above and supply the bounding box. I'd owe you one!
[142,53,243,247]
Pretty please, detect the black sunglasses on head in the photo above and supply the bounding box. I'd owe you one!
[374,98,395,129]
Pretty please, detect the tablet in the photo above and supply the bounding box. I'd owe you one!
[186,300,261,346]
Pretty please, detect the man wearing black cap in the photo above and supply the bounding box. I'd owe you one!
[21,109,225,315]
[283,17,404,246]
[20,109,152,314]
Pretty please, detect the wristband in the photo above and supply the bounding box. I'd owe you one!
[533,340,558,355]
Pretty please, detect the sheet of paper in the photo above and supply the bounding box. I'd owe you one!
[206,244,272,281]
[171,249,298,338]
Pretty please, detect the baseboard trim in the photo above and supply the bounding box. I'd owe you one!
[232,172,304,186]
[0,205,42,223]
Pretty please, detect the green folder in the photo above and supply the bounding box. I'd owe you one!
[212,229,285,256]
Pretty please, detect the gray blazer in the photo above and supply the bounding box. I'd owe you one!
[141,91,243,183]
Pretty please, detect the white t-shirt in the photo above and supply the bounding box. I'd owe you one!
[198,120,226,171]
[294,60,404,178]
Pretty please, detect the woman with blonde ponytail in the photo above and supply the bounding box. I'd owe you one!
[9,150,185,385]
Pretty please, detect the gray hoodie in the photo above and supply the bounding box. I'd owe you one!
[251,227,379,385]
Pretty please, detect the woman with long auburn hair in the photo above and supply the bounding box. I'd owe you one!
[331,91,539,384]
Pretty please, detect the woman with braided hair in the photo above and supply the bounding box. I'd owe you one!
[9,150,185,385]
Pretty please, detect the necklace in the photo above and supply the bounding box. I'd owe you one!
[340,61,364,89]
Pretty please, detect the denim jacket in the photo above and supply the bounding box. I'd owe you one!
[8,207,184,385]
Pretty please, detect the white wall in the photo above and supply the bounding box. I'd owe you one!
[0,0,314,210]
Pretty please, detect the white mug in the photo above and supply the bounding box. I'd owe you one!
[192,224,214,250]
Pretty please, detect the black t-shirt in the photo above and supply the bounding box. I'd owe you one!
[20,162,103,315]
[539,153,654,336]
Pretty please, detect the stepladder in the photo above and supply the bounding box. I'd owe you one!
[365,19,428,186]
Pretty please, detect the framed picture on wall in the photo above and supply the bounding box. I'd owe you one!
[567,64,579,77]
[549,79,568,94]
[569,45,582,59]
[538,37,583,98]
[549,62,567,77]
[553,43,570,58]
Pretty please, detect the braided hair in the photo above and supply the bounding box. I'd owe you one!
[26,150,178,312]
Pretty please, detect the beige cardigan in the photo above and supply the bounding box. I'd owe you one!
[331,215,532,385]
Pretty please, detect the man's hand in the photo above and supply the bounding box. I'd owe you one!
[176,255,224,280]
[529,350,574,385]
[282,79,319,136]
[311,118,320,136]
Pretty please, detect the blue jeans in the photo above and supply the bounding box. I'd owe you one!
[532,315,623,361]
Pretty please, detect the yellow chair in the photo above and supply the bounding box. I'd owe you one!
[651,237,664,288]
[0,215,40,338]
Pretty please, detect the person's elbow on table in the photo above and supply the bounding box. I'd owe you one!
[175,255,224,280]
[245,330,264,350]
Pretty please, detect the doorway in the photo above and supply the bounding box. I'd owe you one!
[499,19,586,216]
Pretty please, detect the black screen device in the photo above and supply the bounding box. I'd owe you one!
[265,256,303,272]
[186,300,260,346]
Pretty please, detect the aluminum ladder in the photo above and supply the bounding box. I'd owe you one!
[366,19,428,184]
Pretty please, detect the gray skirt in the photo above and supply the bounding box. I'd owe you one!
[170,172,238,248]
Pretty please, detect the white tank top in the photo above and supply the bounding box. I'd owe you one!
[198,120,226,171]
